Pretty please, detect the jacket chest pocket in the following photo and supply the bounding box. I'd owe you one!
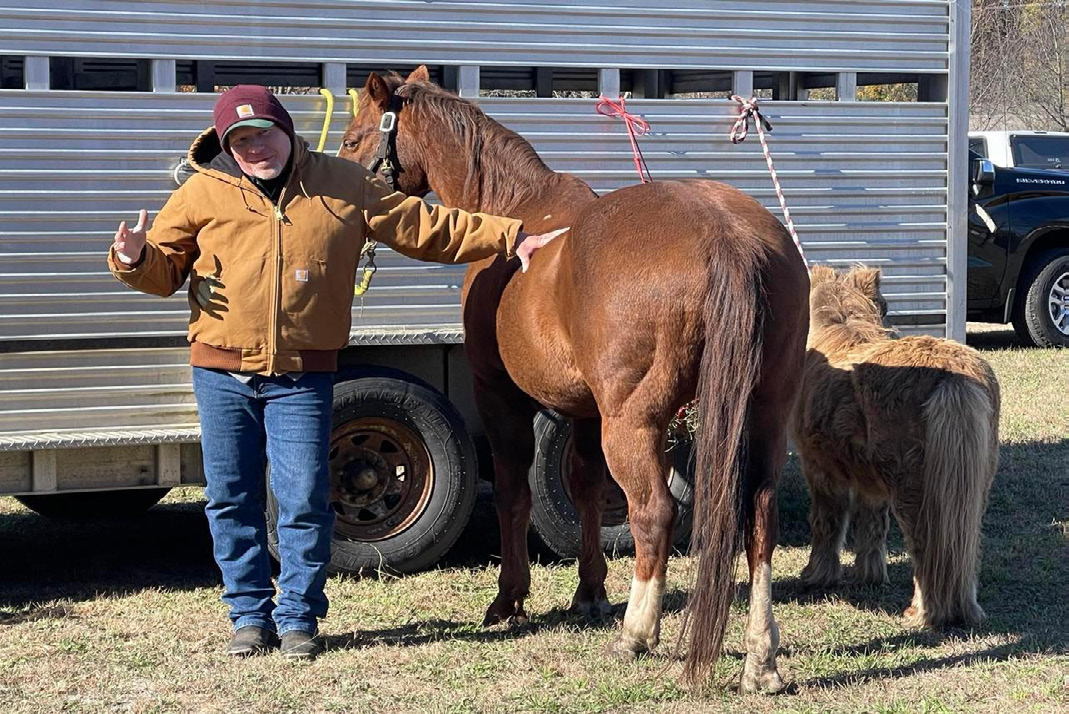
[281,258,354,325]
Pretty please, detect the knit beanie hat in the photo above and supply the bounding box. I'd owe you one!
[213,85,295,152]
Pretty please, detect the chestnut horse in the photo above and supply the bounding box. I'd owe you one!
[339,67,809,690]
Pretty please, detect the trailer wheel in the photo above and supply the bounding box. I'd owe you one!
[15,488,171,519]
[1013,248,1069,347]
[527,411,694,559]
[267,371,478,575]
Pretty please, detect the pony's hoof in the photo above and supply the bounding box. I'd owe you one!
[800,562,841,588]
[606,635,648,662]
[846,569,889,586]
[740,666,786,695]
[902,606,927,629]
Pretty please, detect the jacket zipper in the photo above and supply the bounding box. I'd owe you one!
[270,193,286,374]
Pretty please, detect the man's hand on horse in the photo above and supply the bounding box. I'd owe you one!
[113,209,149,265]
[515,227,569,272]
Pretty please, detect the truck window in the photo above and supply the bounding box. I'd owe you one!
[1010,135,1069,170]
[969,136,988,157]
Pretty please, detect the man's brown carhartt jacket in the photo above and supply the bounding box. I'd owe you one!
[108,128,522,374]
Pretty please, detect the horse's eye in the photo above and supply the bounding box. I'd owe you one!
[342,141,358,149]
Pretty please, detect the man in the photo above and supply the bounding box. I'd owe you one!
[107,85,564,660]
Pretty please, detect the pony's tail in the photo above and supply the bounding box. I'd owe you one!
[683,242,766,683]
[915,371,999,627]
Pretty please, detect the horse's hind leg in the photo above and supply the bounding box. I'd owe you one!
[800,473,851,587]
[850,500,890,585]
[476,377,540,626]
[566,417,611,618]
[600,415,675,659]
[740,411,789,695]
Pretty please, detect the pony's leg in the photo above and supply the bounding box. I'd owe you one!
[566,417,611,618]
[740,424,788,695]
[850,500,890,585]
[800,477,851,587]
[890,498,934,628]
[476,379,540,626]
[601,417,675,660]
[896,499,984,629]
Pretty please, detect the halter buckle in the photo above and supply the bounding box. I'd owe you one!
[379,111,397,133]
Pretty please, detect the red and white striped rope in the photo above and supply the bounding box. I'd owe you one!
[596,96,653,184]
[729,95,809,269]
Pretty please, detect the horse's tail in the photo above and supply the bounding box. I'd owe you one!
[683,241,767,682]
[915,369,999,626]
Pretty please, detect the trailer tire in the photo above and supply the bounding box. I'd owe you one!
[527,411,694,559]
[267,371,478,575]
[15,488,171,519]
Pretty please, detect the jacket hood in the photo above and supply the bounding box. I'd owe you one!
[186,126,310,187]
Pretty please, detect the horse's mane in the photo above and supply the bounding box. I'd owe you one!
[809,266,893,351]
[396,80,556,215]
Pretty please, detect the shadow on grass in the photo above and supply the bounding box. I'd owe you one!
[964,324,1029,351]
[0,498,219,613]
[321,588,690,652]
[2,429,1063,696]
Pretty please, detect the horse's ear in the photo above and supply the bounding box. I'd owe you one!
[364,72,391,110]
[406,65,431,84]
[846,267,882,300]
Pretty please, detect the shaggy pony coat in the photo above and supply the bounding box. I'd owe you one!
[790,265,1000,628]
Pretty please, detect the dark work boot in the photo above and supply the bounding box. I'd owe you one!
[226,626,278,657]
[280,630,322,660]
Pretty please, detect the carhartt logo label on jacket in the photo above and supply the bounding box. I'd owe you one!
[295,269,309,282]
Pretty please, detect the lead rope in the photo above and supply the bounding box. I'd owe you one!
[315,88,334,153]
[595,96,653,183]
[339,87,380,300]
[729,95,808,270]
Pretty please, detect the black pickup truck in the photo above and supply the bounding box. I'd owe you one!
[968,151,1069,347]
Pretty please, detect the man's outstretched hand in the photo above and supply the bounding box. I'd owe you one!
[113,209,148,265]
[515,227,569,272]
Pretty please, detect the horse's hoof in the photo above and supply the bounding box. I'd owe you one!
[482,600,527,627]
[606,635,649,662]
[570,598,612,620]
[740,667,786,695]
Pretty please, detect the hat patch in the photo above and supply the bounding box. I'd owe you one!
[236,104,255,118]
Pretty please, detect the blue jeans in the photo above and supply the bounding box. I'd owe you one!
[192,367,334,636]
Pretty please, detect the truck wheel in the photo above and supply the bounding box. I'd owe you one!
[1013,248,1069,348]
[527,411,694,559]
[15,488,171,519]
[267,371,478,575]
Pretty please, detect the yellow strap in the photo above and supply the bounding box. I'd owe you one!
[315,88,335,153]
[348,88,360,118]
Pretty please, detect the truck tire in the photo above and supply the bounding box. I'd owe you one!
[527,411,694,559]
[1013,248,1069,348]
[15,488,170,519]
[267,371,479,575]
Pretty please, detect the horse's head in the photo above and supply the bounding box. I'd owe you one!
[808,265,890,337]
[338,66,433,197]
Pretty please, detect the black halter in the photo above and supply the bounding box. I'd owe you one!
[367,92,404,191]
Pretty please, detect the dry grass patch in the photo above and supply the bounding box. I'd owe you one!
[1,324,1066,713]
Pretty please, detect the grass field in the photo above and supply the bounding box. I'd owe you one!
[1,325,1066,713]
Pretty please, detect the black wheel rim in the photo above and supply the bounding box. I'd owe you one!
[329,417,433,542]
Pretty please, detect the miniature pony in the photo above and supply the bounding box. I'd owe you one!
[790,265,999,627]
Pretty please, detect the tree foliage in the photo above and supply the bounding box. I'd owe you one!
[971,0,1068,130]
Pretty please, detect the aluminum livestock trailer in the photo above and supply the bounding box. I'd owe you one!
[0,0,969,572]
